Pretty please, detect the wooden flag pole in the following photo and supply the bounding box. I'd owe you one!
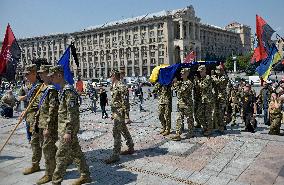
[0,84,44,153]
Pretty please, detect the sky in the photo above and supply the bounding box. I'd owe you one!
[0,0,283,40]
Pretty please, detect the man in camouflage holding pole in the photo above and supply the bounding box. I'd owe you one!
[20,64,43,175]
[48,66,91,185]
[34,65,59,185]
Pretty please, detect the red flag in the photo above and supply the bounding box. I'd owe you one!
[184,51,196,63]
[0,24,21,81]
[251,15,275,63]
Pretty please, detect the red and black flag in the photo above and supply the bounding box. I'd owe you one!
[0,24,21,81]
[251,15,275,63]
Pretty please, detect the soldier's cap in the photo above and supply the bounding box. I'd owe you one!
[23,64,37,74]
[180,68,190,74]
[38,65,52,73]
[47,65,64,77]
[245,83,251,87]
[197,65,206,71]
[110,69,120,76]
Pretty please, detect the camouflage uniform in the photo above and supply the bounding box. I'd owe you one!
[196,74,214,134]
[172,79,194,135]
[193,76,202,128]
[110,81,134,160]
[36,83,59,178]
[229,88,240,124]
[153,83,172,134]
[241,91,256,132]
[212,74,229,131]
[52,83,90,184]
[269,100,282,135]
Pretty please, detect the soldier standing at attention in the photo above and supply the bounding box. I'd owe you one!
[34,65,59,185]
[229,84,241,126]
[152,82,172,136]
[49,66,91,185]
[171,69,194,141]
[196,65,214,136]
[105,70,134,164]
[268,93,282,135]
[20,64,43,175]
[213,65,229,133]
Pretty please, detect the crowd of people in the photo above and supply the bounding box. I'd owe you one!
[1,62,284,185]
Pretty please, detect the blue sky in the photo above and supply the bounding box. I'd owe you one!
[0,0,283,39]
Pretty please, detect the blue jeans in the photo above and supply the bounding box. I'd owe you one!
[24,120,32,142]
[91,100,97,112]
[263,108,269,125]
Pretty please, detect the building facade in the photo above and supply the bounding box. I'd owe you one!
[17,5,251,79]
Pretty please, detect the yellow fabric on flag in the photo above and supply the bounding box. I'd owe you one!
[149,64,170,83]
[262,52,281,81]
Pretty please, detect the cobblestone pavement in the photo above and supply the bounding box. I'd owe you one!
[1,87,284,185]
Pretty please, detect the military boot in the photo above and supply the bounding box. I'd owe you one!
[159,128,166,134]
[120,148,135,155]
[104,156,120,164]
[71,176,92,185]
[203,129,212,137]
[171,134,181,141]
[23,163,40,175]
[185,131,194,139]
[36,175,52,185]
[162,130,170,136]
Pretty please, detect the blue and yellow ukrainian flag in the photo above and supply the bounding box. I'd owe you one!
[256,44,281,81]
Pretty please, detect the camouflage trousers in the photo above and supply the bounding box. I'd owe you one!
[30,130,42,165]
[176,105,194,134]
[52,136,90,184]
[112,108,134,159]
[38,128,57,176]
[214,101,226,131]
[197,102,213,131]
[269,113,282,135]
[231,103,238,124]
[158,104,171,131]
[194,99,201,127]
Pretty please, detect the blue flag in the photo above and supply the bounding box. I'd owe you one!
[256,44,279,80]
[58,46,74,85]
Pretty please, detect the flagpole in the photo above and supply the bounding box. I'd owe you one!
[0,84,44,153]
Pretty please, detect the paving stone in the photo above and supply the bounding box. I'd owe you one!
[188,171,212,184]
[205,175,231,185]
[171,168,194,180]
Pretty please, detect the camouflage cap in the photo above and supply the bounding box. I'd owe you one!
[197,65,206,71]
[47,65,64,76]
[110,69,120,76]
[38,65,52,73]
[23,64,37,74]
[180,68,189,74]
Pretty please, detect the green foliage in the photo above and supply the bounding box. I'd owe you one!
[225,53,253,73]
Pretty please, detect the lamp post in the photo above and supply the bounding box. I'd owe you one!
[232,56,237,73]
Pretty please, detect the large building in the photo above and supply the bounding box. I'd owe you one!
[17,5,251,79]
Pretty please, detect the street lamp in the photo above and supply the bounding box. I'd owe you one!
[232,56,237,73]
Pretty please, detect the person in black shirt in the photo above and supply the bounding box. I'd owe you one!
[241,84,257,132]
[99,87,108,119]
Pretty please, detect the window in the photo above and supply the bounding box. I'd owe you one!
[150,52,155,57]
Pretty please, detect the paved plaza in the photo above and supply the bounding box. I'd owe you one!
[1,87,284,185]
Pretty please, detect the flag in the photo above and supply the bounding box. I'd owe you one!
[0,24,21,81]
[58,46,74,85]
[251,15,275,63]
[184,51,196,63]
[256,44,281,81]
[70,41,79,67]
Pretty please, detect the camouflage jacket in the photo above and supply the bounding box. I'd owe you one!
[198,75,213,103]
[25,81,42,130]
[110,81,128,111]
[153,83,171,105]
[212,75,229,102]
[36,84,59,131]
[1,94,17,108]
[172,80,193,108]
[58,83,80,136]
[230,89,240,104]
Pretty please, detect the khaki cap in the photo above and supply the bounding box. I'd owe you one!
[38,65,52,73]
[23,64,37,74]
[197,65,206,71]
[47,65,64,76]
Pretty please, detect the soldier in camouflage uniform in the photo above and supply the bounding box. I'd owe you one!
[20,64,43,175]
[171,69,194,141]
[49,66,91,185]
[120,71,132,124]
[212,66,229,133]
[193,75,202,128]
[229,84,241,126]
[268,93,282,135]
[34,65,59,185]
[105,70,134,164]
[152,82,172,136]
[196,65,214,136]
